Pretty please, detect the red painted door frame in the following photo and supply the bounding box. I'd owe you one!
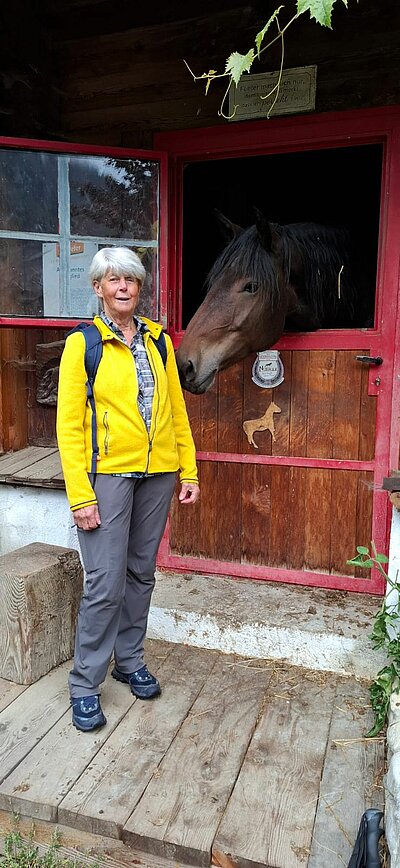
[155,107,400,594]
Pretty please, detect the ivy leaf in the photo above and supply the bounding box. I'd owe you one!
[356,545,370,555]
[375,553,389,564]
[225,49,255,86]
[255,6,284,57]
[297,0,347,29]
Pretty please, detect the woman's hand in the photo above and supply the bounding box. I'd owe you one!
[73,505,101,531]
[178,482,200,505]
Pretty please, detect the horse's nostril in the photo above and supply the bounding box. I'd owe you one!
[178,358,196,385]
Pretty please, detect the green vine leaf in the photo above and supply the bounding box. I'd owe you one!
[375,553,389,564]
[356,545,369,555]
[255,6,284,57]
[225,49,255,85]
[297,0,347,28]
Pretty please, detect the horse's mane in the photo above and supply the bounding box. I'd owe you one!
[205,226,282,310]
[206,220,356,326]
[280,222,356,326]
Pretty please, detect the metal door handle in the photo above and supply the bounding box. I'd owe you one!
[355,355,383,366]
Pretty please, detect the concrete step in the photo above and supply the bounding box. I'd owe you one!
[149,571,387,680]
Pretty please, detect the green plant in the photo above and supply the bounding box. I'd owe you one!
[185,0,353,118]
[347,542,400,737]
[1,822,97,868]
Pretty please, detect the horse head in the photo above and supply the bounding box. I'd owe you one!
[176,210,294,394]
[177,211,358,393]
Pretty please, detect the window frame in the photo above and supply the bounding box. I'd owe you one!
[0,136,169,328]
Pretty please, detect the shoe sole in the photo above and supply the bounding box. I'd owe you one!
[72,714,107,732]
[111,668,161,700]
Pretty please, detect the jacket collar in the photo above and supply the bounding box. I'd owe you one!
[93,314,162,341]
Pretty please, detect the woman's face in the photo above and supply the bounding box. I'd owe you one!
[93,271,141,323]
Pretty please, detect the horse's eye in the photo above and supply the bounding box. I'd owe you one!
[242,281,258,294]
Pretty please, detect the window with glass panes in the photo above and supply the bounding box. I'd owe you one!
[0,145,161,321]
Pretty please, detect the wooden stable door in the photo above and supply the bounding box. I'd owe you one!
[156,108,400,594]
[162,341,384,592]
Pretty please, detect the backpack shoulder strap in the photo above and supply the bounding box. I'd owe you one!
[68,322,103,384]
[67,322,103,476]
[151,331,167,368]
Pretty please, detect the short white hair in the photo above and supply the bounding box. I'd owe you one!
[89,247,146,285]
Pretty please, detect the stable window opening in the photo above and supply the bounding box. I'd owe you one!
[181,144,382,332]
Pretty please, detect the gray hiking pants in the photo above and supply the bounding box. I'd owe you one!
[69,472,176,698]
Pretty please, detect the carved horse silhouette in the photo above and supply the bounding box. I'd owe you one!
[176,210,358,393]
[243,401,282,447]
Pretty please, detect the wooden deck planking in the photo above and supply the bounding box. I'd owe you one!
[0,446,64,488]
[308,678,385,868]
[0,447,58,477]
[0,642,173,822]
[212,668,337,868]
[0,662,70,787]
[122,655,273,867]
[0,677,28,713]
[11,451,63,483]
[0,642,386,868]
[58,644,220,838]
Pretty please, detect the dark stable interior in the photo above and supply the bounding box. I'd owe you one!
[181,144,383,329]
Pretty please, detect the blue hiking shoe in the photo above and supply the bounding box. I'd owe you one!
[71,694,107,732]
[111,664,161,699]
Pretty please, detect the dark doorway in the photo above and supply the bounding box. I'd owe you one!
[182,144,382,328]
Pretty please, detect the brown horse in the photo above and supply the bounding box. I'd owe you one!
[176,210,358,393]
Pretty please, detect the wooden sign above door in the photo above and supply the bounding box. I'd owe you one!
[228,65,317,121]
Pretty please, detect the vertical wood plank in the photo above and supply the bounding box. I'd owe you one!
[304,469,332,572]
[217,364,243,453]
[0,328,29,452]
[201,380,218,451]
[333,351,362,459]
[199,461,218,558]
[356,471,374,559]
[330,470,359,576]
[271,350,292,457]
[287,466,307,570]
[359,365,376,461]
[215,461,241,562]
[306,350,336,459]
[169,474,201,558]
[289,351,310,458]
[241,463,271,566]
[268,465,291,568]
[184,389,201,452]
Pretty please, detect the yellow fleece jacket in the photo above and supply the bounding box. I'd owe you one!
[56,316,198,511]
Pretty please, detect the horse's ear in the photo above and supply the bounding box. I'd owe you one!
[214,209,243,241]
[253,207,280,252]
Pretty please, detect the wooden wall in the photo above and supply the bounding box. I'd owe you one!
[0,329,67,453]
[52,0,400,148]
[0,0,389,147]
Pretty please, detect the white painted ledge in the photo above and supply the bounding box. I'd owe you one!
[149,570,387,679]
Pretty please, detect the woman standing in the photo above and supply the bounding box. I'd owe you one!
[57,247,199,732]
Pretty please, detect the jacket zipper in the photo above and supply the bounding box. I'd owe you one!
[144,337,161,474]
[103,411,110,454]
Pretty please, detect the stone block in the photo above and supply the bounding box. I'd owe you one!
[0,542,82,684]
